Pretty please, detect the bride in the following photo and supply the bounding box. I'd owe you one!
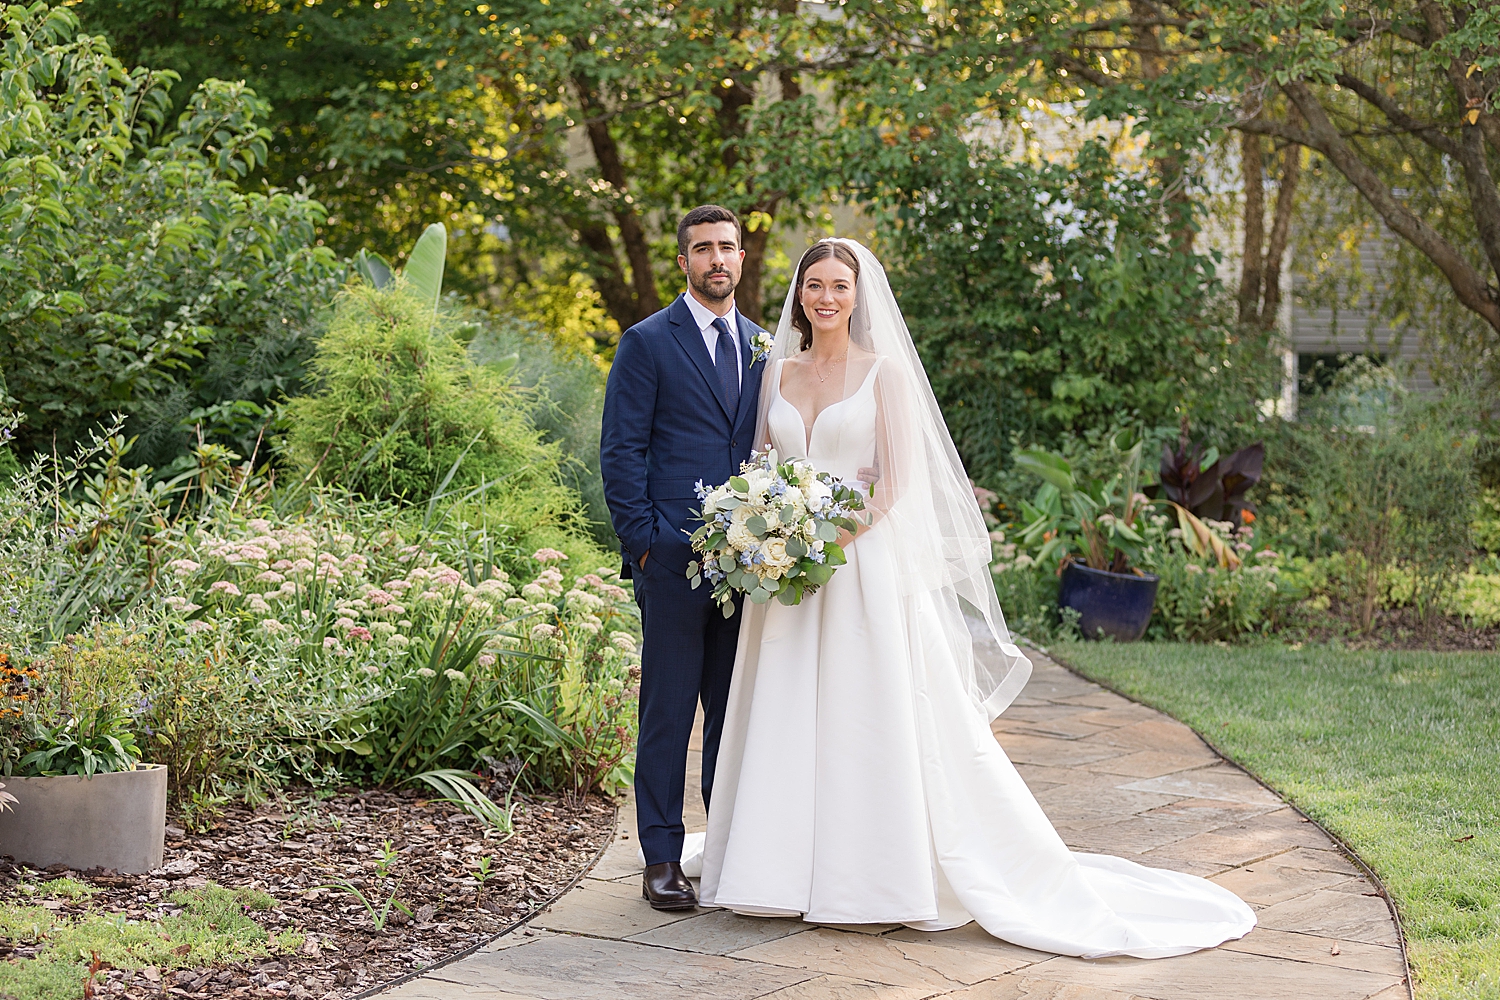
[696,238,1255,959]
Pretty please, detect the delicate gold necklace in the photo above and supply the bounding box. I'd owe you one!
[813,343,850,383]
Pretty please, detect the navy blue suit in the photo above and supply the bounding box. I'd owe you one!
[600,293,765,866]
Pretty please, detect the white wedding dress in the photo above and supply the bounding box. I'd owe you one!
[696,354,1256,959]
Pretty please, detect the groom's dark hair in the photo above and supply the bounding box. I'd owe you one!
[677,205,740,257]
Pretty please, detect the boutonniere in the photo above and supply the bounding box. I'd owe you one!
[749,331,775,365]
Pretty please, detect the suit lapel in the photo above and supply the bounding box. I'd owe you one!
[667,295,733,422]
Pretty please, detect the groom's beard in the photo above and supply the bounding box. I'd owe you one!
[690,267,737,303]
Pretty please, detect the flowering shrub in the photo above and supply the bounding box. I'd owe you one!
[1146,526,1290,642]
[0,423,640,802]
[147,507,640,795]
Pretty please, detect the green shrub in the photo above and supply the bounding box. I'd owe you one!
[1473,488,1500,554]
[281,282,589,552]
[143,496,638,798]
[0,6,342,468]
[1450,559,1500,628]
[1277,365,1478,631]
[885,139,1278,489]
[469,315,612,547]
[1147,542,1291,642]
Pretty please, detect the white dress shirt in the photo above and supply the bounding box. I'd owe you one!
[683,292,742,389]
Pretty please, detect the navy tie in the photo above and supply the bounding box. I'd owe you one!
[713,316,740,416]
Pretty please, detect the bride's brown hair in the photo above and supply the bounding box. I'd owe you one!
[789,242,861,352]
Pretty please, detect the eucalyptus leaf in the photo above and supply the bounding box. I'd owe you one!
[729,476,749,493]
[746,515,767,536]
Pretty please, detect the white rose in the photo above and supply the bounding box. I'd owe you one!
[761,538,794,570]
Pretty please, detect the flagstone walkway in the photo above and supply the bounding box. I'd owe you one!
[379,650,1410,1000]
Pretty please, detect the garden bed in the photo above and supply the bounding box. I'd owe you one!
[1295,607,1500,652]
[0,786,616,998]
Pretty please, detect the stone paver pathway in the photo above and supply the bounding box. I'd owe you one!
[380,651,1409,1000]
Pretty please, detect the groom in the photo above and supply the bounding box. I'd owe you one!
[600,205,767,910]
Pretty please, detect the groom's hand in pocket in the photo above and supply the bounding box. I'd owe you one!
[639,550,649,570]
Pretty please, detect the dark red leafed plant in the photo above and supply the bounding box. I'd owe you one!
[1152,425,1264,526]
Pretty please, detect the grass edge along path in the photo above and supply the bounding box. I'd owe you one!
[1050,641,1500,1000]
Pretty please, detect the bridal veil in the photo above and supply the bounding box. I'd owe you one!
[751,238,1032,720]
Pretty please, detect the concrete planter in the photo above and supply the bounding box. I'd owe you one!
[0,764,167,873]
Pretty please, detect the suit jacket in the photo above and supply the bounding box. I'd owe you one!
[600,294,767,580]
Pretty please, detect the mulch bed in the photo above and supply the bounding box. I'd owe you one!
[1296,606,1500,651]
[0,787,617,998]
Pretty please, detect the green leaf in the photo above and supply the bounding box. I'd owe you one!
[786,535,807,559]
[487,351,520,376]
[1014,449,1076,493]
[803,564,833,586]
[729,476,749,493]
[824,543,847,567]
[405,222,447,314]
[816,521,838,543]
[746,515,767,536]
[749,587,770,604]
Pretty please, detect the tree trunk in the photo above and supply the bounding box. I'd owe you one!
[575,219,641,336]
[1132,1,1194,253]
[571,67,662,330]
[1238,130,1265,325]
[1259,140,1301,330]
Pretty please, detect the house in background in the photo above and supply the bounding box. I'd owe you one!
[1278,230,1435,418]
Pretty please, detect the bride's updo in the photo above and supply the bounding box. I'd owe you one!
[789,241,861,352]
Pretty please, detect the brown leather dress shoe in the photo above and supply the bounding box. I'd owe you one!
[642,861,697,911]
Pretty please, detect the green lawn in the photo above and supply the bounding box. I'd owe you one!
[1052,641,1500,1000]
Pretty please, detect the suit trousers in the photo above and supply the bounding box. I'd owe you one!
[633,550,742,866]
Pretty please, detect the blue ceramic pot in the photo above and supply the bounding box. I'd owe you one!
[1058,562,1159,642]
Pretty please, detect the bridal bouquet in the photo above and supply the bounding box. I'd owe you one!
[687,450,867,616]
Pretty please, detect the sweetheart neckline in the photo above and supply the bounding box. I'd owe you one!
[774,358,883,454]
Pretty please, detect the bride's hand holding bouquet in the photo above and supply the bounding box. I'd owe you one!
[687,450,866,617]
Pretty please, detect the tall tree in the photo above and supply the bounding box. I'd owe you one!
[76,1,1048,336]
[1009,0,1500,356]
